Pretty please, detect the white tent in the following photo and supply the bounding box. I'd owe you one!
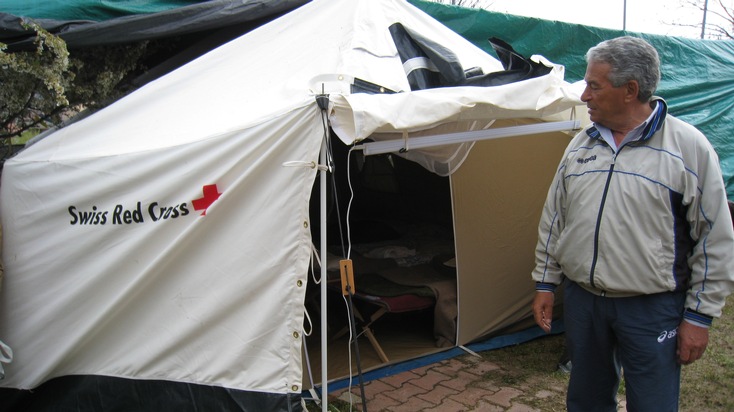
[0,0,583,409]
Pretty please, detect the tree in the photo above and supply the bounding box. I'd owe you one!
[1,20,165,145]
[430,0,494,9]
[677,0,734,39]
[0,20,193,167]
[0,21,71,141]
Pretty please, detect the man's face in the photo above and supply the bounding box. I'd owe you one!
[580,61,629,128]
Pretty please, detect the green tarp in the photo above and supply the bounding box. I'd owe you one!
[410,0,734,200]
[0,0,201,21]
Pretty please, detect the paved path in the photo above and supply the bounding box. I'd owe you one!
[326,355,627,411]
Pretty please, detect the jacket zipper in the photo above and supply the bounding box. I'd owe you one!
[589,153,616,291]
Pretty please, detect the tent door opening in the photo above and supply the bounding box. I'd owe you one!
[305,135,457,386]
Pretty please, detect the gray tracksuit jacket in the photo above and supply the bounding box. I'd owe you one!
[532,98,734,325]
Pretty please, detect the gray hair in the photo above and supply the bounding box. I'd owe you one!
[586,36,660,102]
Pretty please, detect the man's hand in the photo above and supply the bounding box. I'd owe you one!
[677,321,709,365]
[532,291,555,333]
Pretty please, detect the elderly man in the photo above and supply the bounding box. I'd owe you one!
[531,36,734,411]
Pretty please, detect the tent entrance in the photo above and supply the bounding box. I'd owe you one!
[305,136,457,386]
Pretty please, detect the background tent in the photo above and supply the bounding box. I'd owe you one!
[0,0,583,410]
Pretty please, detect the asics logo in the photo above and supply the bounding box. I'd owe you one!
[657,328,677,343]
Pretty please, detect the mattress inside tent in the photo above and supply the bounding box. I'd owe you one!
[303,142,458,386]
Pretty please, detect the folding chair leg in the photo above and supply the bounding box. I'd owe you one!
[361,307,389,363]
[332,305,391,363]
[361,325,389,363]
[331,306,367,341]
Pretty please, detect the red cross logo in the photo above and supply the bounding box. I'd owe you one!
[192,184,221,216]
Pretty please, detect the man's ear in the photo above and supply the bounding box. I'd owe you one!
[625,80,640,102]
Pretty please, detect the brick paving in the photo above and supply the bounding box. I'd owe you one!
[327,355,629,412]
[330,356,541,411]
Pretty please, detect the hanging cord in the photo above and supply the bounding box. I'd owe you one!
[319,106,349,258]
[341,294,356,409]
[309,245,322,284]
[303,293,314,337]
[345,147,357,260]
[344,283,368,412]
[341,145,371,410]
[315,90,367,409]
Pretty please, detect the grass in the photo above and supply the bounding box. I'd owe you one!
[679,293,734,411]
[306,294,734,411]
[476,331,569,411]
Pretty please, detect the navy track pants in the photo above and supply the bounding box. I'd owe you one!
[563,281,686,412]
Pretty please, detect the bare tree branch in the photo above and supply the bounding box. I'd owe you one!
[430,0,495,9]
[676,0,734,39]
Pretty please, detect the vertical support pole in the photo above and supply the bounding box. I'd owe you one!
[701,0,709,39]
[319,137,328,412]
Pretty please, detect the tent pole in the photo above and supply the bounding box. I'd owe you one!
[320,136,328,412]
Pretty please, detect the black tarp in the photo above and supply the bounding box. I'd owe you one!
[0,0,309,51]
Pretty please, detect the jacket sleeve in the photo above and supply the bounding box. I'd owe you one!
[684,136,734,324]
[531,149,569,292]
